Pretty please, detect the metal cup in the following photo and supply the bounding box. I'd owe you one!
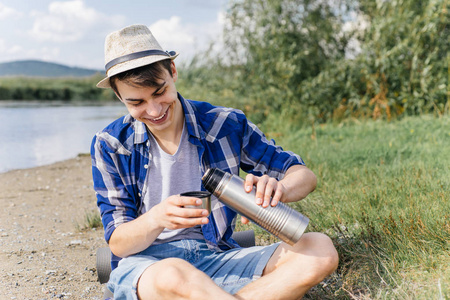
[180,191,211,214]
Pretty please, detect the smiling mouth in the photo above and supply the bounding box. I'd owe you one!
[148,106,170,124]
[152,111,167,121]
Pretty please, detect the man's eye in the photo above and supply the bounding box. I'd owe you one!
[155,88,166,96]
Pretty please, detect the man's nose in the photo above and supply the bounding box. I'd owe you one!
[145,101,162,117]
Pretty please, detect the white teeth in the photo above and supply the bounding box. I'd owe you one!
[152,112,166,121]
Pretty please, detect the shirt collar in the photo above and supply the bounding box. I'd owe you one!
[132,116,148,145]
[178,93,202,140]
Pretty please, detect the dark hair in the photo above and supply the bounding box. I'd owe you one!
[110,59,173,98]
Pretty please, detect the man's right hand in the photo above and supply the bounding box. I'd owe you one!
[152,194,209,230]
[109,194,209,258]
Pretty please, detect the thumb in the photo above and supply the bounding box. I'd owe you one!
[241,216,250,224]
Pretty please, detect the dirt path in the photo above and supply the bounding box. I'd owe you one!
[0,154,107,299]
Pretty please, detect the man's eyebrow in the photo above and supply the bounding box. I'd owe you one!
[152,81,166,96]
[124,98,142,102]
[123,81,167,102]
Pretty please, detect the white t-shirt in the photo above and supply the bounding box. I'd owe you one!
[140,124,204,244]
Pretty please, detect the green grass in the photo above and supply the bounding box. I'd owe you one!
[75,209,103,231]
[240,115,449,299]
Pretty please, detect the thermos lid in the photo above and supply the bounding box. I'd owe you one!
[180,191,211,197]
[202,168,226,193]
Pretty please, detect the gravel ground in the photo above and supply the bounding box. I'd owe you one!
[0,154,343,299]
[0,154,107,299]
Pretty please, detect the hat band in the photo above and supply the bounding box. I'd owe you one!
[105,49,170,72]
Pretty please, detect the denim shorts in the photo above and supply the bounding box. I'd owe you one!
[107,239,280,300]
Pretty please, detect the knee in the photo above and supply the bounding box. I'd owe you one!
[302,232,339,271]
[140,258,226,300]
[139,258,214,298]
[149,258,195,296]
[295,232,339,282]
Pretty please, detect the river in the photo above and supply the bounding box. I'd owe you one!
[0,101,128,173]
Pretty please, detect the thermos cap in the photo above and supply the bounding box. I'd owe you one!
[202,168,226,193]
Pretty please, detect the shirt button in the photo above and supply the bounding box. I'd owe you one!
[144,164,148,169]
[138,193,142,197]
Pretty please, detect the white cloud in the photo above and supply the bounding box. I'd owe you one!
[0,36,62,63]
[149,13,224,62]
[0,3,21,20]
[29,0,125,43]
[210,12,226,53]
[0,38,23,56]
[44,48,62,62]
[7,45,24,55]
[149,16,195,53]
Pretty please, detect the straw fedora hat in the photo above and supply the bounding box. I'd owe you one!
[97,24,179,88]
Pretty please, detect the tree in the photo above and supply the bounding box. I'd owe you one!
[220,0,448,123]
[222,0,356,122]
[356,0,449,118]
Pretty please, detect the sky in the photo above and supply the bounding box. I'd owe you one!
[0,0,228,70]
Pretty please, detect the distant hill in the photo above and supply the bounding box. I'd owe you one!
[0,60,104,77]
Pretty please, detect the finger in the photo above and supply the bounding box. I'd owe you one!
[244,173,255,193]
[241,216,249,224]
[165,216,209,230]
[167,195,186,207]
[182,207,210,218]
[162,196,203,216]
[270,185,283,206]
[177,195,203,207]
[262,178,278,208]
[173,205,209,218]
[255,175,270,206]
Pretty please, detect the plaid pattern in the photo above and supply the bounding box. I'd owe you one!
[91,93,304,269]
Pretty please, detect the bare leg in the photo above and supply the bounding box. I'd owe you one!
[236,232,339,300]
[137,257,236,300]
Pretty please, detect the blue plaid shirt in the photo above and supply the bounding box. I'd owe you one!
[91,94,304,269]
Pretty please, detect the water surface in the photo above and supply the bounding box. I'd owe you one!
[0,101,127,173]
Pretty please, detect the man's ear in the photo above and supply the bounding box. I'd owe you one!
[171,61,178,82]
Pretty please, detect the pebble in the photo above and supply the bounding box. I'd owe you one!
[45,270,57,275]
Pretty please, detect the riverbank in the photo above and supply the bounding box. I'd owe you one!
[0,154,106,299]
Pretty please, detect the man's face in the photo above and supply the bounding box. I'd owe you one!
[115,61,183,137]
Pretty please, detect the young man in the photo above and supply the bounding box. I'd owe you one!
[91,24,338,300]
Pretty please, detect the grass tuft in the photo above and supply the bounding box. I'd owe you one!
[76,210,102,231]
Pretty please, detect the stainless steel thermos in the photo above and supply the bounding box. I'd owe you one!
[202,168,309,245]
